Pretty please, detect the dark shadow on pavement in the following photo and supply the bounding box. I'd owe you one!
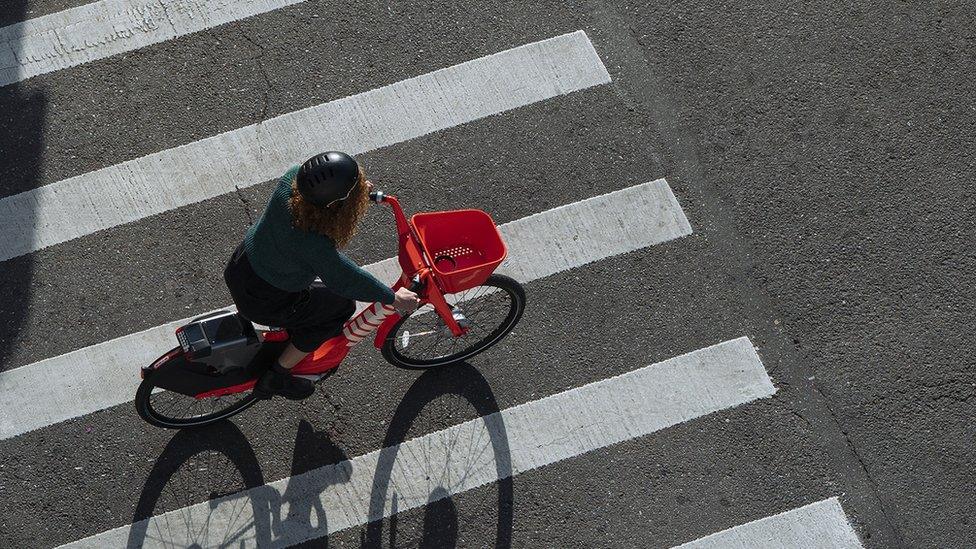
[270,419,352,546]
[127,420,273,547]
[128,418,352,548]
[360,362,514,549]
[124,365,511,548]
[0,0,45,374]
[419,486,459,548]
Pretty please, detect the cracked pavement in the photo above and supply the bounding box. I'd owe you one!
[234,184,255,224]
[235,20,272,122]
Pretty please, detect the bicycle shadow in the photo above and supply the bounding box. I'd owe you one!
[127,421,273,547]
[125,363,512,548]
[127,419,351,548]
[359,362,514,549]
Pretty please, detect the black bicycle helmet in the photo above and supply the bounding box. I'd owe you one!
[296,151,361,207]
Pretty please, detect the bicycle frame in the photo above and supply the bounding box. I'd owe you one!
[194,194,467,399]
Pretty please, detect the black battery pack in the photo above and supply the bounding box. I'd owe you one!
[176,311,260,373]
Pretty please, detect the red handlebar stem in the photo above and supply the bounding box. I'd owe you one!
[379,195,466,336]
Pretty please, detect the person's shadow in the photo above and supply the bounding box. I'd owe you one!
[360,362,514,549]
[270,419,352,546]
[417,487,459,548]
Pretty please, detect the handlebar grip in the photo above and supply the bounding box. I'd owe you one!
[369,190,386,203]
[408,275,425,294]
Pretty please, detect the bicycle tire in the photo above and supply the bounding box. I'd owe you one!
[135,351,260,429]
[381,274,525,369]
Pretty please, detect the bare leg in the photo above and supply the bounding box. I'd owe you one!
[277,343,310,369]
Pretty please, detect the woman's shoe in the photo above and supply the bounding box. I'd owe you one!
[254,365,315,400]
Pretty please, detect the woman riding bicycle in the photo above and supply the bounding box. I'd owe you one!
[223,151,419,400]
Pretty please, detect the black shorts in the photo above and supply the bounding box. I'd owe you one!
[223,243,356,352]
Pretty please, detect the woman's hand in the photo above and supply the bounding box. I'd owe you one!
[393,287,420,315]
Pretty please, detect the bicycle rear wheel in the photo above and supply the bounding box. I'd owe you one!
[381,274,525,369]
[135,349,259,429]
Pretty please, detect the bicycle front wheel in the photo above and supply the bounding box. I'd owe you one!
[381,274,525,369]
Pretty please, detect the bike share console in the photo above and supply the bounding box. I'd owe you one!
[175,311,260,374]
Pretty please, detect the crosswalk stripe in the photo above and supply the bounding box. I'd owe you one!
[0,30,610,262]
[59,337,772,548]
[0,0,308,87]
[670,497,863,549]
[0,178,690,441]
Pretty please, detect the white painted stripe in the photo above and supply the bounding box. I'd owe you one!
[0,0,308,87]
[0,178,690,440]
[0,30,610,261]
[495,177,693,282]
[671,497,863,549]
[59,337,773,548]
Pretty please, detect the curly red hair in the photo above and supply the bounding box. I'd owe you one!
[288,167,369,248]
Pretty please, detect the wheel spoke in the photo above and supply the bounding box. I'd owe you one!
[145,384,253,426]
[388,276,523,367]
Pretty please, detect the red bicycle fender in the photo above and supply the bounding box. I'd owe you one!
[373,313,401,348]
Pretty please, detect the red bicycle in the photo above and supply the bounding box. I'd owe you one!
[136,190,526,429]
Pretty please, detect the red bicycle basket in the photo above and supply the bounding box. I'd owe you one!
[411,209,507,293]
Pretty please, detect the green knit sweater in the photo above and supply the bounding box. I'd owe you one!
[243,166,395,305]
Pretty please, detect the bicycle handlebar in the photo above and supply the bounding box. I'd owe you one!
[408,275,425,294]
[369,191,428,297]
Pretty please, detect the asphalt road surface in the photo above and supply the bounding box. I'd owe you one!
[1,1,973,548]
